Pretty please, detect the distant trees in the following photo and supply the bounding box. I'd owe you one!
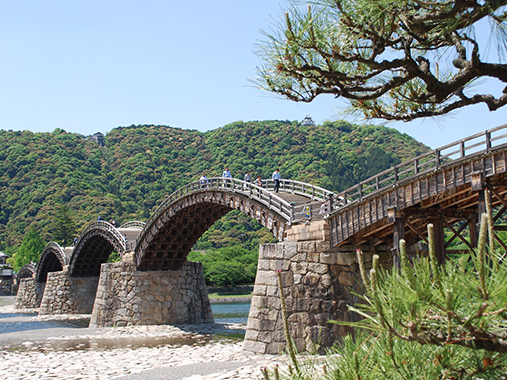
[0,121,428,253]
[7,226,45,272]
[188,246,258,287]
[52,205,76,246]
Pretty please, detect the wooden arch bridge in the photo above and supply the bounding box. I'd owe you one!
[19,123,507,283]
[13,123,507,355]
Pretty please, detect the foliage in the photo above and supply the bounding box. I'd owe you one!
[0,121,428,254]
[7,225,45,272]
[188,246,258,287]
[52,205,77,245]
[258,0,507,121]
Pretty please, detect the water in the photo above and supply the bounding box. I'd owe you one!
[0,313,89,334]
[211,302,251,324]
[0,301,251,351]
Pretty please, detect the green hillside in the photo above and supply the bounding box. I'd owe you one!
[0,120,429,253]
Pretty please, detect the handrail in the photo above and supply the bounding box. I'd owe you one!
[138,177,296,247]
[75,220,127,254]
[262,178,334,201]
[119,221,146,229]
[329,123,507,213]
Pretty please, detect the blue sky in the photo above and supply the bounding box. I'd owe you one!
[1,0,506,149]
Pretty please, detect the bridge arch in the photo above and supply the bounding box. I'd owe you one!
[68,221,127,277]
[15,263,36,282]
[135,177,330,271]
[36,242,68,283]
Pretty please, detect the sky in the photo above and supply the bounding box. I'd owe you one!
[1,1,507,149]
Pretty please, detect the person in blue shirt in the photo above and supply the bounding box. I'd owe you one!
[222,167,232,187]
[272,169,281,193]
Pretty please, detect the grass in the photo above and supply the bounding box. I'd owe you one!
[208,291,253,299]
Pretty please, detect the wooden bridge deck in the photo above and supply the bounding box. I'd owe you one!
[327,124,507,252]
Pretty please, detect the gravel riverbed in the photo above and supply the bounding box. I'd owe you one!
[0,297,286,380]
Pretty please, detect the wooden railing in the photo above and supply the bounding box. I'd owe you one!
[76,221,127,253]
[144,177,295,230]
[119,221,146,229]
[262,178,334,201]
[329,123,507,212]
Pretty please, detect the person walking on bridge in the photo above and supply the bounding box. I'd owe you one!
[243,171,252,191]
[272,169,281,193]
[222,167,232,187]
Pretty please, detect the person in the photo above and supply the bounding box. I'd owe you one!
[319,201,328,215]
[272,169,281,193]
[110,219,117,227]
[256,175,262,187]
[243,171,252,190]
[199,173,208,188]
[222,167,232,187]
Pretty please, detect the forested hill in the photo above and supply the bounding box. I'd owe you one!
[0,120,429,251]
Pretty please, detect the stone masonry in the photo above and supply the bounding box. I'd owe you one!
[39,270,99,315]
[243,220,389,354]
[90,253,213,327]
[14,277,45,309]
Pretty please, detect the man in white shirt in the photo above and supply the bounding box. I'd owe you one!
[272,169,281,193]
[222,167,232,187]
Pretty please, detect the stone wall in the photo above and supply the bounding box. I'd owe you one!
[243,240,389,354]
[14,277,45,309]
[90,258,213,327]
[39,271,99,315]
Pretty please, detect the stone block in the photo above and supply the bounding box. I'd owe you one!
[334,251,357,266]
[282,243,297,260]
[243,340,267,354]
[338,271,356,286]
[308,263,329,275]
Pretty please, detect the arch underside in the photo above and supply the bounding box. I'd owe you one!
[69,231,121,277]
[37,247,66,283]
[16,264,36,281]
[137,203,231,270]
[136,192,290,271]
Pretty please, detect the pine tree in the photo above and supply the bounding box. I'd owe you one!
[53,205,76,246]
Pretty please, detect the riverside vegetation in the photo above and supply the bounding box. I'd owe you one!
[0,119,429,278]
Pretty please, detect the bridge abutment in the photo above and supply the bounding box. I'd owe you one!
[90,254,213,327]
[39,270,99,315]
[15,277,45,309]
[244,221,390,354]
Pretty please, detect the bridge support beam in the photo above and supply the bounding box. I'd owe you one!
[14,277,45,309]
[90,255,213,327]
[39,270,99,315]
[392,215,405,269]
[243,234,389,354]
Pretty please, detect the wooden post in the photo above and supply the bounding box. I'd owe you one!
[431,217,446,265]
[393,215,405,270]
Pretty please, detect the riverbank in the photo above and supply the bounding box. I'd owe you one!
[0,296,285,380]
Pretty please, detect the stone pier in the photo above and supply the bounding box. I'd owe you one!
[90,254,213,327]
[243,220,389,354]
[39,270,99,315]
[15,277,45,309]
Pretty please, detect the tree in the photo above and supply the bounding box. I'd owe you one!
[52,205,76,245]
[7,225,45,272]
[258,0,507,121]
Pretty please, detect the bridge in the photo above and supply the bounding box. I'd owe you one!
[14,123,507,354]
